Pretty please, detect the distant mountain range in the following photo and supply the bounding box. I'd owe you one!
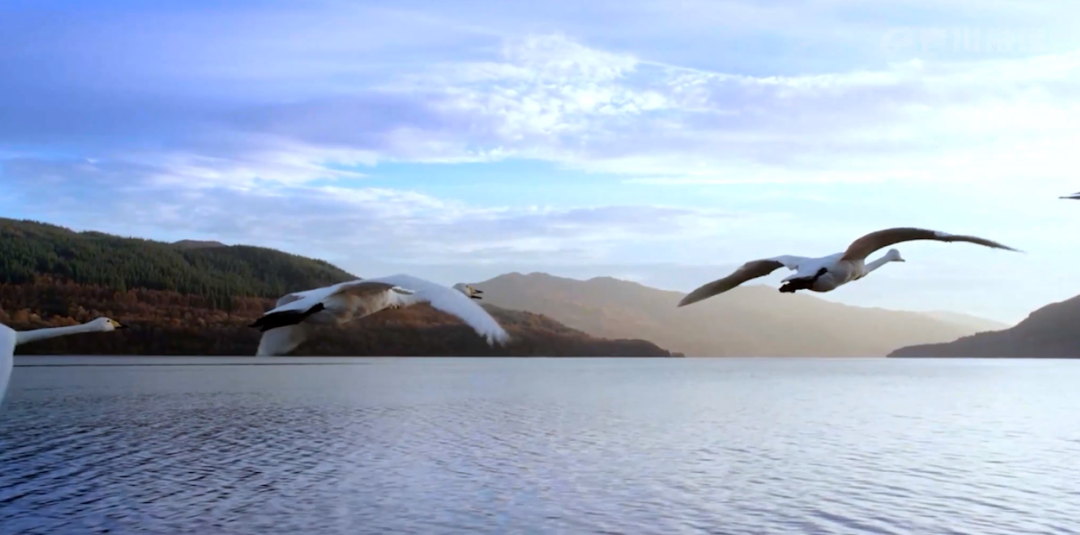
[889,295,1080,358]
[470,272,1006,357]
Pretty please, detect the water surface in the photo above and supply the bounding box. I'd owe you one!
[2,357,1079,534]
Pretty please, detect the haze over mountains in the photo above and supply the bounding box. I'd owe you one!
[921,311,1009,332]
[471,273,1006,357]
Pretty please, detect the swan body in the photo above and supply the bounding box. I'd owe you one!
[1,317,126,404]
[251,275,510,356]
[678,227,1020,307]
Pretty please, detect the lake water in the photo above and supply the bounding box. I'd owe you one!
[2,357,1079,535]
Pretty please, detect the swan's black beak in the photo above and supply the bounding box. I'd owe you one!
[470,294,483,300]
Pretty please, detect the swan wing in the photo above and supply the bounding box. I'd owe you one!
[254,281,417,355]
[273,292,306,309]
[263,280,381,315]
[766,255,817,271]
[840,227,1020,262]
[678,259,790,307]
[330,281,419,318]
[271,279,362,308]
[361,274,511,346]
[256,323,312,357]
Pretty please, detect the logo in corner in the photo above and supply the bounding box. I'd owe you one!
[880,27,915,53]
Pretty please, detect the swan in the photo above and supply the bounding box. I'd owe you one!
[250,275,510,356]
[677,227,1020,307]
[1,317,126,404]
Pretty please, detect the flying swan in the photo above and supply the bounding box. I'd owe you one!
[1,317,127,404]
[677,227,1020,307]
[250,274,511,356]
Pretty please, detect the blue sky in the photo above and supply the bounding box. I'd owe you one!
[2,0,1080,323]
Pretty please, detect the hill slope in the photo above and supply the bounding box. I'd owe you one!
[471,272,996,357]
[889,295,1080,358]
[0,219,672,357]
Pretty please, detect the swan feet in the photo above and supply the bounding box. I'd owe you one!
[778,268,828,294]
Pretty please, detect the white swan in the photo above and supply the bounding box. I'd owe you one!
[1,317,126,403]
[678,227,1020,307]
[251,275,510,356]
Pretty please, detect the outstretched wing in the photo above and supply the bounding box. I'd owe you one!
[767,255,816,271]
[273,292,306,309]
[263,280,399,315]
[678,258,798,307]
[254,281,416,355]
[841,227,1020,262]
[361,274,511,346]
[256,323,311,357]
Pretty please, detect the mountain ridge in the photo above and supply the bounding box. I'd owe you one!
[470,271,1001,357]
[888,294,1080,358]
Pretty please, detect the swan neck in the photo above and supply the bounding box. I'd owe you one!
[863,255,891,273]
[15,323,101,346]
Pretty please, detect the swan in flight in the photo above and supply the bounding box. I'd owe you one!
[1,317,126,404]
[678,227,1020,307]
[251,274,510,356]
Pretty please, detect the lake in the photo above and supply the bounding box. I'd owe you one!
[2,357,1079,535]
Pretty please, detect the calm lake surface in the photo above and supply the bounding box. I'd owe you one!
[2,357,1079,535]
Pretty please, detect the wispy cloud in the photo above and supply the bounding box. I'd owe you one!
[4,157,758,267]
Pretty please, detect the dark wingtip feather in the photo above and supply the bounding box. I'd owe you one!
[677,290,708,308]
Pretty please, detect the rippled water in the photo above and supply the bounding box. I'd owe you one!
[2,357,1080,535]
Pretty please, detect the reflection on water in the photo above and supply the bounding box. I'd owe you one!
[2,357,1080,534]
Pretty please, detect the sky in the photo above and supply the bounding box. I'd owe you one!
[2,0,1080,324]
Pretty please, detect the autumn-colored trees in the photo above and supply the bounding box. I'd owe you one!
[0,218,672,357]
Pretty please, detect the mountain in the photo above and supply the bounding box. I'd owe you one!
[921,311,1010,332]
[0,219,672,357]
[889,295,1080,358]
[471,272,998,357]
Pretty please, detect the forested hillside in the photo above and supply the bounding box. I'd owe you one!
[0,219,672,357]
[0,219,351,308]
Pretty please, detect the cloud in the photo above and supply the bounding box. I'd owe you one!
[3,4,1079,189]
[2,157,761,268]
